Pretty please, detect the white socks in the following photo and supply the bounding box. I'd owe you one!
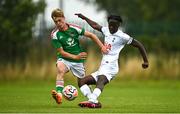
[80,85,102,103]
[89,88,101,103]
[93,88,101,98]
[80,84,92,99]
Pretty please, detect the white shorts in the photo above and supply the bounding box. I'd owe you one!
[91,60,119,82]
[57,58,85,78]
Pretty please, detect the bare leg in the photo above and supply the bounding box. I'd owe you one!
[56,61,69,93]
[78,75,96,87]
[78,75,96,100]
[51,61,68,104]
[96,75,109,91]
[88,75,109,104]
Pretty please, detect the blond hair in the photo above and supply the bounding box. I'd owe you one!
[51,8,64,20]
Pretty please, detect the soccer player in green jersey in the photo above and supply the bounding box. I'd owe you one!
[50,8,108,104]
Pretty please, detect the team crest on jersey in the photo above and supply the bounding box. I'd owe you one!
[59,36,63,39]
[112,38,116,42]
[66,37,75,46]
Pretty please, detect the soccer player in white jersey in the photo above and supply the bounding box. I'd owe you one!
[75,13,149,108]
[50,9,108,105]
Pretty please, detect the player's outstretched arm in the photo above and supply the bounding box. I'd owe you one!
[84,31,108,54]
[57,48,87,60]
[130,39,149,69]
[75,13,102,32]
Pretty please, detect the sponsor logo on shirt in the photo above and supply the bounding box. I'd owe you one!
[66,37,76,47]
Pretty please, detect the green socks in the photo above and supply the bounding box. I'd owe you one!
[56,80,64,93]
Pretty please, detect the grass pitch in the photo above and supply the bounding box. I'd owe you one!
[0,79,180,113]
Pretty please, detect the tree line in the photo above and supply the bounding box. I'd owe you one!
[0,0,179,64]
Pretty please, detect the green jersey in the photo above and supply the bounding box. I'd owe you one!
[51,24,85,63]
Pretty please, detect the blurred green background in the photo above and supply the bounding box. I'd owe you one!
[0,0,179,80]
[0,0,180,113]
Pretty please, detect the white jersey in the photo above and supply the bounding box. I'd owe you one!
[101,27,133,62]
[91,27,133,82]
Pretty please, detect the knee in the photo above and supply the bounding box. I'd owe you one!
[57,68,66,75]
[56,66,66,80]
[78,80,82,88]
[57,69,66,80]
[78,78,86,87]
[97,75,108,85]
[57,64,66,75]
[96,75,109,91]
[78,75,96,87]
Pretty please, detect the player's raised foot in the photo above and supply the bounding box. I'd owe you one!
[51,90,62,104]
[78,101,92,107]
[87,102,102,108]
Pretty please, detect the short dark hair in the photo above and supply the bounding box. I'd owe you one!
[107,14,122,23]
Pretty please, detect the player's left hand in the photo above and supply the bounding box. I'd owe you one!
[142,62,149,69]
[75,13,86,20]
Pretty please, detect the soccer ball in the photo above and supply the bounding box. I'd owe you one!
[62,85,78,101]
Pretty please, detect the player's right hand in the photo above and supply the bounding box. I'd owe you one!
[75,13,86,20]
[142,62,149,69]
[76,52,87,60]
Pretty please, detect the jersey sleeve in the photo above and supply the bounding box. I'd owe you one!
[51,39,62,49]
[51,30,62,49]
[122,33,133,45]
[79,28,85,35]
[101,27,108,35]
